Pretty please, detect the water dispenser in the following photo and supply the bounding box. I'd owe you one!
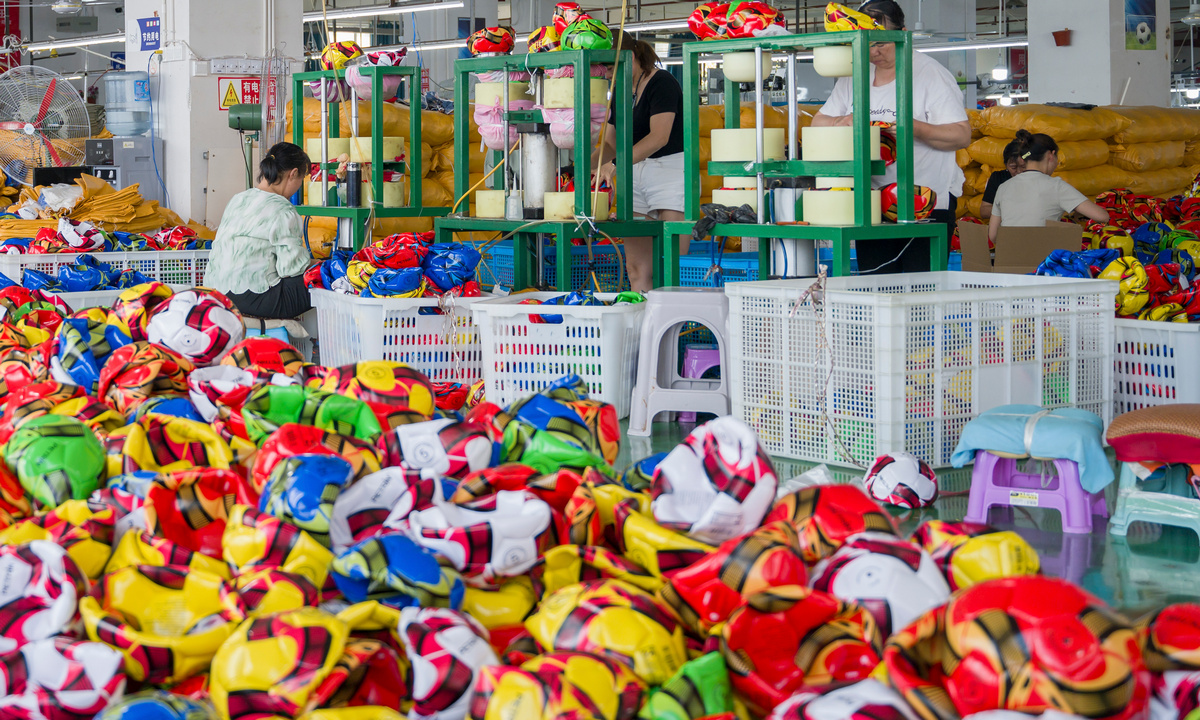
[103,71,152,137]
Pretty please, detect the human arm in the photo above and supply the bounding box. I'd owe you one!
[913,120,971,152]
[979,171,1008,220]
[591,131,618,186]
[988,211,1001,244]
[811,78,852,127]
[812,112,853,127]
[273,205,312,279]
[1072,200,1110,225]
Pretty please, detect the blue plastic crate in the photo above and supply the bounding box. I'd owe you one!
[949,251,962,271]
[679,253,760,287]
[483,240,630,292]
[816,247,860,274]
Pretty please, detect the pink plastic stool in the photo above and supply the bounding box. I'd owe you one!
[964,451,1108,534]
[679,344,722,424]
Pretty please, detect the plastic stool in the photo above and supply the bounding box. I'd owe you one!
[1110,462,1200,540]
[964,451,1108,534]
[628,288,730,436]
[679,344,722,424]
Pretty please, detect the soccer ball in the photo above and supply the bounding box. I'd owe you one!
[466,26,517,55]
[661,521,808,634]
[767,484,900,563]
[320,41,364,70]
[221,336,305,378]
[52,309,130,394]
[883,576,1151,720]
[651,416,779,544]
[187,364,255,423]
[107,282,174,342]
[720,584,883,714]
[96,690,213,720]
[250,423,380,496]
[79,564,243,683]
[527,24,561,53]
[911,519,1041,591]
[98,341,194,415]
[319,361,436,417]
[689,1,729,39]
[553,1,584,33]
[390,489,563,582]
[768,679,920,720]
[525,579,687,686]
[561,17,614,50]
[332,532,466,609]
[209,608,348,719]
[377,418,494,481]
[4,414,105,508]
[881,183,937,223]
[147,289,244,367]
[0,541,88,653]
[232,568,320,617]
[260,453,356,547]
[863,451,939,508]
[329,466,454,554]
[240,384,382,446]
[143,467,243,557]
[0,636,126,717]
[400,607,499,720]
[810,532,951,638]
[472,652,646,720]
[1136,21,1152,45]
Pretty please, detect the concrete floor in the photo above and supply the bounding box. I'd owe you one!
[623,420,1200,618]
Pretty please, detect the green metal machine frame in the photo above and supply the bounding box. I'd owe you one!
[436,49,672,290]
[662,30,947,277]
[291,65,449,251]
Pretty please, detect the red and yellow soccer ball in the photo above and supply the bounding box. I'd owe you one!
[467,26,517,55]
[528,25,562,53]
[884,575,1150,720]
[690,2,730,39]
[321,41,364,71]
[766,483,899,564]
[911,519,1041,591]
[98,342,194,415]
[221,336,306,379]
[146,288,244,367]
[725,1,786,39]
[317,360,436,420]
[107,282,174,343]
[553,2,585,34]
[471,651,646,720]
[881,183,937,222]
[824,2,882,32]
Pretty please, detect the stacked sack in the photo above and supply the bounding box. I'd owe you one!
[305,231,484,299]
[0,334,1189,720]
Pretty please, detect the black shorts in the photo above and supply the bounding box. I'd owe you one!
[226,274,312,319]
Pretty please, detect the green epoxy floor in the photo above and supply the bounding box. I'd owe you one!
[622,421,1200,618]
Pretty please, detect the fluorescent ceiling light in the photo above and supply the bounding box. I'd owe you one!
[624,20,690,32]
[916,39,1028,53]
[27,32,125,52]
[303,1,463,23]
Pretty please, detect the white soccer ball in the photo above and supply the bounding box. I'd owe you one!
[1136,21,1152,45]
[768,679,921,720]
[147,289,244,366]
[863,451,939,509]
[399,607,499,720]
[810,532,951,638]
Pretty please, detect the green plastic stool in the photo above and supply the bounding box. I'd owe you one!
[1109,462,1200,540]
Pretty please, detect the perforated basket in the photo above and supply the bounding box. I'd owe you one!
[1114,318,1200,415]
[310,289,487,381]
[726,272,1117,468]
[0,250,210,287]
[471,292,646,418]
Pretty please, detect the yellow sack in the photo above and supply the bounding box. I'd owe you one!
[963,166,982,195]
[1110,106,1200,144]
[968,136,1109,171]
[956,148,972,168]
[964,195,984,219]
[967,108,985,137]
[1053,165,1134,198]
[1126,165,1200,197]
[699,104,725,136]
[957,195,975,219]
[1110,140,1186,173]
[981,104,1132,142]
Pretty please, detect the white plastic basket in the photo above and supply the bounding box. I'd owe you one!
[311,288,488,381]
[0,250,210,287]
[1114,318,1200,415]
[57,289,125,309]
[471,292,646,419]
[726,272,1117,468]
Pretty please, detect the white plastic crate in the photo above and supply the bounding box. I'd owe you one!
[1114,318,1200,415]
[0,250,210,287]
[471,292,646,418]
[57,289,124,309]
[726,272,1117,468]
[311,289,487,381]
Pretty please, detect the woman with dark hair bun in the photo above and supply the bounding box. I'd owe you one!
[812,0,972,274]
[988,130,1109,242]
[205,141,315,319]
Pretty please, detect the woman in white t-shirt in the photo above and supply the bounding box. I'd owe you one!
[988,130,1110,243]
[812,0,971,274]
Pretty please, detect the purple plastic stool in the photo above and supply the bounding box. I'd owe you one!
[679,344,722,423]
[964,450,1108,534]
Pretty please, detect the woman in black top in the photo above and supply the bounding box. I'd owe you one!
[979,139,1025,220]
[592,31,686,292]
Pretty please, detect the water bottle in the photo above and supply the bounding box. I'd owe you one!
[103,71,152,136]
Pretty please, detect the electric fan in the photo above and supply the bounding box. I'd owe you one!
[0,65,90,186]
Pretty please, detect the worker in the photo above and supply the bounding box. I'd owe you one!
[811,0,971,274]
[205,142,315,320]
[593,31,686,292]
[988,130,1110,243]
[979,139,1025,220]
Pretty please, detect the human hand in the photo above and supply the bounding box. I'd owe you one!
[593,160,616,188]
[834,115,854,127]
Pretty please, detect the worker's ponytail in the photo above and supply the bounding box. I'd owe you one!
[259,142,311,185]
[1013,129,1059,163]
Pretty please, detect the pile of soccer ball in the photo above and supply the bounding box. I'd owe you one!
[0,224,209,255]
[0,282,1190,720]
[306,232,485,299]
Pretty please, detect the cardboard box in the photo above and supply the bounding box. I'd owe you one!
[958,221,1083,274]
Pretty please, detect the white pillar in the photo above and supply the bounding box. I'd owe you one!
[124,0,304,226]
[1029,0,1169,106]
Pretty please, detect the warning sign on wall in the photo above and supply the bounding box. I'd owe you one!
[218,76,267,111]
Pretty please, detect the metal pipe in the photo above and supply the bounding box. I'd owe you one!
[350,86,360,137]
[320,88,329,207]
[502,70,511,194]
[786,52,797,161]
[754,44,765,225]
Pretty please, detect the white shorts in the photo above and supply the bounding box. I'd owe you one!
[631,152,685,218]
